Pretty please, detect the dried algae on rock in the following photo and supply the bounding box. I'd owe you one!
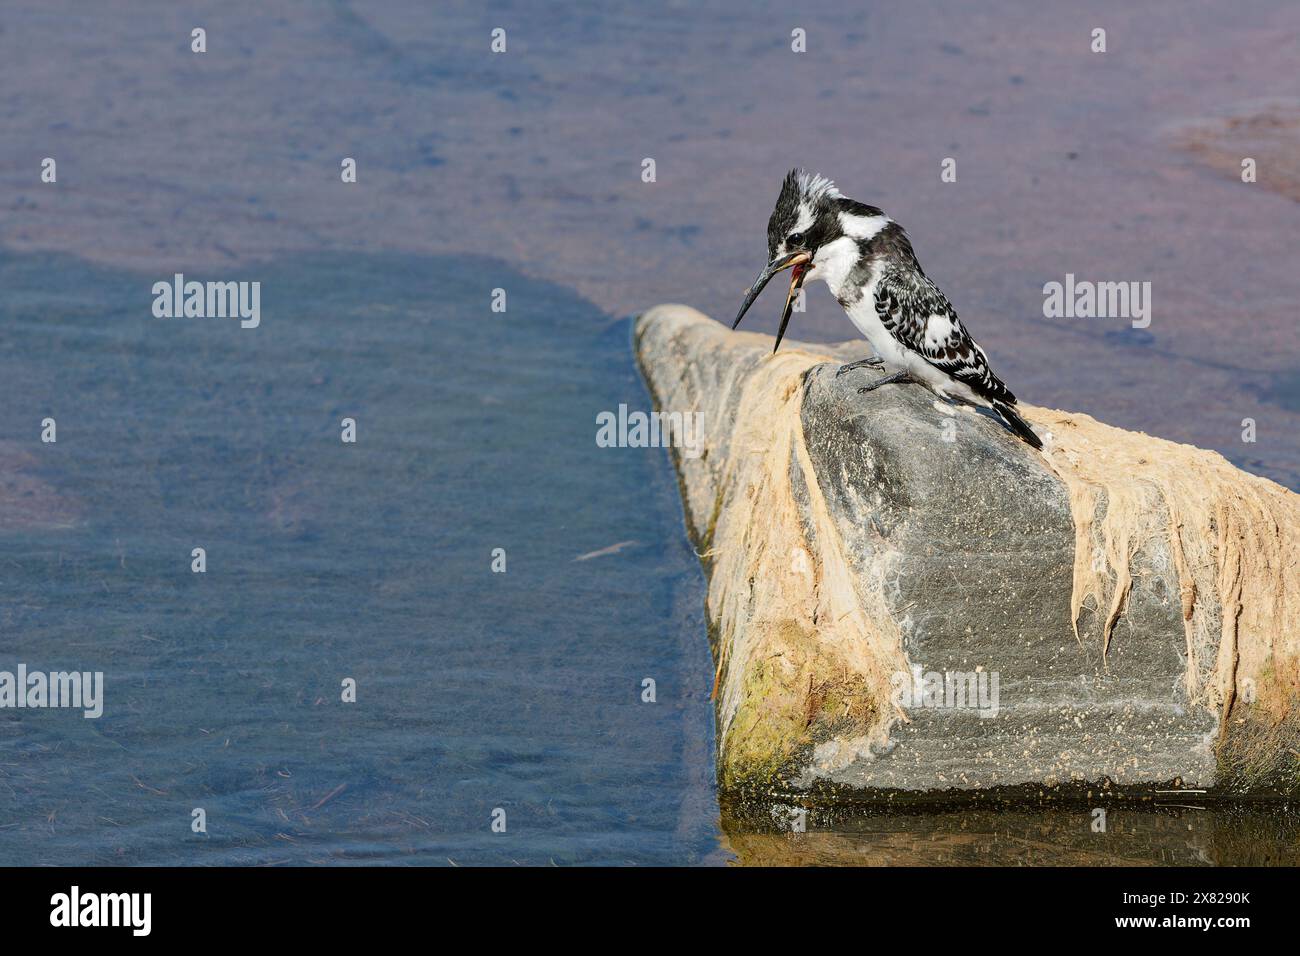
[710,349,910,787]
[638,309,909,789]
[1025,404,1300,763]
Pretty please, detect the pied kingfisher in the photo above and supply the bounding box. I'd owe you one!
[732,169,1043,449]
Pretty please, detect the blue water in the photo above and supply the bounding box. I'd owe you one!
[3,0,1297,867]
[7,251,1294,868]
[0,251,722,865]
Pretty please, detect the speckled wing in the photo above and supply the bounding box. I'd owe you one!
[873,268,1016,405]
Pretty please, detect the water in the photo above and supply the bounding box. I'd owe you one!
[0,251,720,864]
[1,0,1297,866]
[4,252,1295,868]
[722,797,1300,866]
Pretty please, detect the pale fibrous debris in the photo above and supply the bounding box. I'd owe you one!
[1034,405,1300,729]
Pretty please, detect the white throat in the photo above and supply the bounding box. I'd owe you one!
[808,213,890,298]
[809,236,863,297]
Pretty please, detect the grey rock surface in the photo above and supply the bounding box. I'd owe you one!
[636,303,1238,794]
[798,363,1214,790]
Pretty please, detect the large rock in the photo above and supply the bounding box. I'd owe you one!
[636,304,1299,796]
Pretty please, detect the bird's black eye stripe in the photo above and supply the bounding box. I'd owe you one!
[787,232,806,247]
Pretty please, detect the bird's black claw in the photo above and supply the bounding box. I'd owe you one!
[836,357,885,378]
[857,371,911,394]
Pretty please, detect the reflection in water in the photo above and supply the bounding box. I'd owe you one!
[721,797,1300,866]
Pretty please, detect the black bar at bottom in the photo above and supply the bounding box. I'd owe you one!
[0,865,1281,941]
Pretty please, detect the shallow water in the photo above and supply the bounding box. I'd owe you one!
[722,798,1300,866]
[0,1,1296,866]
[0,251,721,865]
[5,1,1297,487]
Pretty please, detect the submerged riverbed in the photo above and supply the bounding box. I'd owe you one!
[1,0,1296,866]
[0,251,721,865]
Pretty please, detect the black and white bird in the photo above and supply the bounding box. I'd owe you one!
[732,169,1043,449]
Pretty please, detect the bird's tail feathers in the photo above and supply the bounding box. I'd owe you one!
[992,401,1043,450]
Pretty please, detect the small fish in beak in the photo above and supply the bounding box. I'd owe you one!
[732,250,811,353]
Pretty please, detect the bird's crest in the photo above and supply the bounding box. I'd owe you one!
[783,168,842,203]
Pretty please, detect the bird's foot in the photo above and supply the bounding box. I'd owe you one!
[857,371,912,393]
[835,356,885,377]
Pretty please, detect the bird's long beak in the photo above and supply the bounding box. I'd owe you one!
[732,250,812,353]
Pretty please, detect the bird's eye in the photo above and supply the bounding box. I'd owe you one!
[787,232,806,248]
